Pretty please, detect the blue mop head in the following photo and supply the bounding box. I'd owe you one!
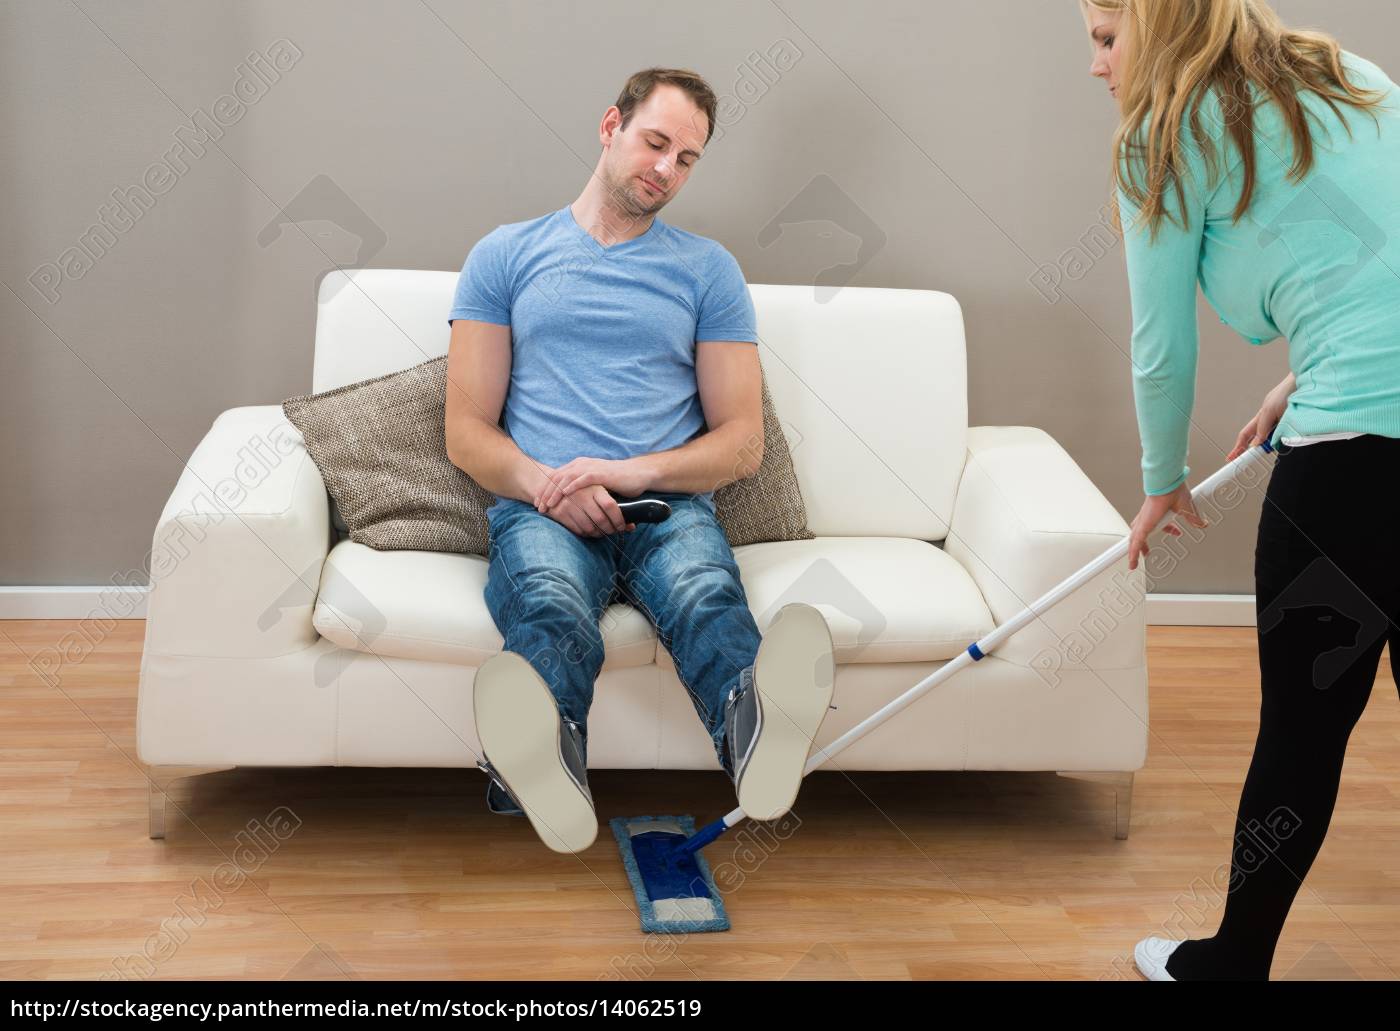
[610,815,730,933]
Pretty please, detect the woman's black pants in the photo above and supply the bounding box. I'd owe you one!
[1168,434,1399,980]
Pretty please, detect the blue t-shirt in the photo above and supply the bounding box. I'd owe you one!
[448,205,759,519]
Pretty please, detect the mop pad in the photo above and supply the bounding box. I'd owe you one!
[609,815,729,933]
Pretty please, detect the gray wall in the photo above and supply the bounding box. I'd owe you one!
[3,0,1393,592]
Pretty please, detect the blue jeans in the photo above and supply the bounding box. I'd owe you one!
[482,491,763,776]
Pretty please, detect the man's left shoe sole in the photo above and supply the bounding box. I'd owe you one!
[473,652,597,854]
[740,603,836,820]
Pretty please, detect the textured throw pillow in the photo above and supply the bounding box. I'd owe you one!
[282,352,813,556]
[283,355,495,556]
[712,362,815,546]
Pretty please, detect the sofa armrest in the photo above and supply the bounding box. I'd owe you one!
[944,426,1146,672]
[143,405,331,658]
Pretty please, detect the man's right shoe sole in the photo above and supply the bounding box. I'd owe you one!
[473,652,597,854]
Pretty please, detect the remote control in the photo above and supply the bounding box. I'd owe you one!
[615,497,672,524]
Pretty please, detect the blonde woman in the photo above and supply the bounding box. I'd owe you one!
[1079,0,1400,980]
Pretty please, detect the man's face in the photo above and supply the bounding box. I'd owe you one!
[600,83,708,219]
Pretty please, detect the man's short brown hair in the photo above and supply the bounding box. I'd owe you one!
[614,68,718,147]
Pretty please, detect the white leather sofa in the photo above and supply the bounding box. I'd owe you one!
[137,270,1147,841]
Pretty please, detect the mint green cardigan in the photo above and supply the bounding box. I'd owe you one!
[1118,50,1400,495]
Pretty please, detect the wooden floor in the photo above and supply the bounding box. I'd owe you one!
[0,621,1395,981]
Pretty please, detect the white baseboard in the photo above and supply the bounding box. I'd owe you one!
[0,586,1257,627]
[1145,593,1256,627]
[0,586,148,620]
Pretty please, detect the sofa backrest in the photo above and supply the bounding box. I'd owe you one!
[313,269,967,540]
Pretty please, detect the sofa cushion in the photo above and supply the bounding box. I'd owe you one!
[311,540,658,669]
[319,534,995,671]
[660,537,996,668]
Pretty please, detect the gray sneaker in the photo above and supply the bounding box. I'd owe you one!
[483,773,524,816]
[473,650,596,853]
[722,602,835,820]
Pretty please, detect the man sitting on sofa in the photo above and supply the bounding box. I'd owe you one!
[443,66,836,855]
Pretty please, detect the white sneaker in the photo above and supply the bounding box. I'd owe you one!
[1134,937,1183,981]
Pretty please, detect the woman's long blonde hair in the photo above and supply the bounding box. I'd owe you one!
[1084,0,1387,240]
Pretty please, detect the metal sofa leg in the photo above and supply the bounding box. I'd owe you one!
[1056,770,1135,840]
[147,765,235,840]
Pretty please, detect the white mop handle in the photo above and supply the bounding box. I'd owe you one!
[716,442,1276,829]
[965,442,1273,659]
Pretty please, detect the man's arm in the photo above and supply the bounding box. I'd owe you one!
[443,318,552,504]
[634,340,765,493]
